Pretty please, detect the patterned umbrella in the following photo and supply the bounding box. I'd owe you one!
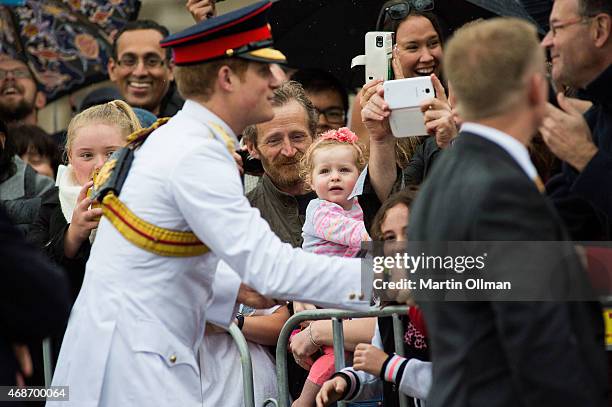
[0,0,140,102]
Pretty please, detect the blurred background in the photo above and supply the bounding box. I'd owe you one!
[38,0,256,133]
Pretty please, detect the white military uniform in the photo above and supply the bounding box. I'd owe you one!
[50,100,371,406]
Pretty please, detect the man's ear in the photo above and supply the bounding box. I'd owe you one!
[217,65,237,93]
[34,91,46,110]
[246,137,260,159]
[108,58,118,82]
[592,13,611,48]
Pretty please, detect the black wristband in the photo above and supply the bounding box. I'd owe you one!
[379,354,394,380]
[236,312,245,330]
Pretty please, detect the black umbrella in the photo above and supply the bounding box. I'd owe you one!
[464,0,550,34]
[0,0,141,102]
[270,0,550,90]
[270,0,385,90]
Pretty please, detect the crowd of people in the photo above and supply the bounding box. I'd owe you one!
[1,0,611,406]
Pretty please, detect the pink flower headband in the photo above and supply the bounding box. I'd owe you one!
[318,127,358,144]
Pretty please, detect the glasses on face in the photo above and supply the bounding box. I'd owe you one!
[0,68,32,80]
[316,107,346,124]
[547,16,592,37]
[116,54,167,69]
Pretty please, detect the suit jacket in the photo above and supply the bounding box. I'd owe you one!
[547,64,612,240]
[408,132,607,407]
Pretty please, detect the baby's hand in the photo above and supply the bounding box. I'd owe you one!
[352,343,389,376]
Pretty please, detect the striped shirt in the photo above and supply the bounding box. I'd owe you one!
[302,198,370,257]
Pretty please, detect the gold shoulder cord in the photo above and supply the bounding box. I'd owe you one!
[95,118,235,257]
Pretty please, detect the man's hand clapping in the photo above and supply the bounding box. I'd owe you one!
[540,93,597,172]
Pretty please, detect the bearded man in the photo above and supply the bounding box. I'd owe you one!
[243,80,318,247]
[0,55,46,126]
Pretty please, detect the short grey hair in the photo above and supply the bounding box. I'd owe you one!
[242,81,317,146]
[578,0,612,16]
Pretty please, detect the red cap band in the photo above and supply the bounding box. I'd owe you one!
[172,25,272,65]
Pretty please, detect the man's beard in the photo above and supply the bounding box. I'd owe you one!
[259,151,304,190]
[0,98,35,123]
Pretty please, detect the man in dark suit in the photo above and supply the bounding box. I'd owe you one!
[406,19,607,406]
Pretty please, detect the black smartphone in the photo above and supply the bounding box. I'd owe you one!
[237,149,264,175]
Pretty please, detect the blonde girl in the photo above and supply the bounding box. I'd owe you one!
[32,100,141,300]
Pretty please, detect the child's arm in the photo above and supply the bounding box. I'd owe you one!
[317,368,381,406]
[312,202,370,247]
[352,342,388,376]
[316,375,348,407]
[396,358,432,400]
[353,321,433,400]
[316,322,386,405]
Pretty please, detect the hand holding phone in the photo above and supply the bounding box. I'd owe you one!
[384,76,434,138]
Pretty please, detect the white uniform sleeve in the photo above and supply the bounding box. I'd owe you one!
[207,260,241,328]
[171,141,372,310]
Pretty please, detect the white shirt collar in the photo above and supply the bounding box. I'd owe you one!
[460,122,538,181]
[180,99,239,146]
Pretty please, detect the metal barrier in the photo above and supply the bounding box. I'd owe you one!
[271,305,410,407]
[39,298,612,407]
[40,325,258,407]
[227,323,256,407]
[42,337,53,386]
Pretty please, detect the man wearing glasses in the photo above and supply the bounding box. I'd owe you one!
[107,20,184,118]
[291,69,349,135]
[0,55,46,127]
[540,0,612,240]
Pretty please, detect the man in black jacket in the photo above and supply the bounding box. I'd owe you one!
[408,18,607,406]
[540,0,612,240]
[0,207,70,402]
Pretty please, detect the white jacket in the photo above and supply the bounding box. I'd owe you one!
[50,100,371,406]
